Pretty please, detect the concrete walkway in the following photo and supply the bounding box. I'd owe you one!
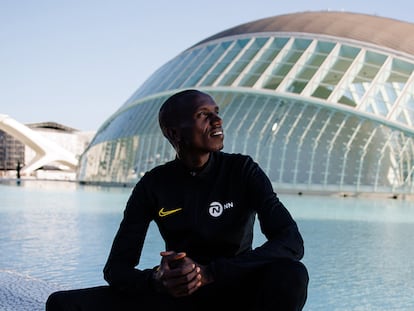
[0,270,63,311]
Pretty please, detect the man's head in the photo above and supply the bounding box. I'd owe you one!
[159,89,224,156]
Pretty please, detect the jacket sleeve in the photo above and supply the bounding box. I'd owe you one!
[210,156,304,283]
[103,179,155,293]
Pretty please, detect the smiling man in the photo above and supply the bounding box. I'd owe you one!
[46,89,309,310]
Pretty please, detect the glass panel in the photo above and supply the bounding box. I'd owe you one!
[317,45,360,104]
[200,38,250,86]
[263,38,312,90]
[156,51,196,92]
[169,46,213,88]
[218,37,268,86]
[183,42,232,87]
[348,51,387,105]
[392,83,414,126]
[239,37,288,87]
[286,41,335,94]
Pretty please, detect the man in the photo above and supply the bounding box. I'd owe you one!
[46,89,309,310]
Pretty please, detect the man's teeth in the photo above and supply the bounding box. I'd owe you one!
[212,131,222,136]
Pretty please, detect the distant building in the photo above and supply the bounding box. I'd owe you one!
[78,11,414,197]
[0,130,24,173]
[0,120,94,180]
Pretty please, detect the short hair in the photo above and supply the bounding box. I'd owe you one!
[158,89,207,134]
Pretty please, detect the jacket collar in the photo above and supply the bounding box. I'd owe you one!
[175,152,217,178]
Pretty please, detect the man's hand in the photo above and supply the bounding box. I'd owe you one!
[152,251,214,297]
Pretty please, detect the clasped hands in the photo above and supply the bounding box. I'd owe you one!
[152,251,213,297]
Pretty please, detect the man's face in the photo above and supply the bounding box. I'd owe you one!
[176,93,224,155]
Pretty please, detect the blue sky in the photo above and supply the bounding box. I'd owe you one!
[1,0,413,131]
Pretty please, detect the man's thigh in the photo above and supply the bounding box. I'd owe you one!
[46,285,224,311]
[46,286,179,311]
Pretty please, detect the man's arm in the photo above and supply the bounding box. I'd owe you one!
[209,157,304,283]
[103,181,155,293]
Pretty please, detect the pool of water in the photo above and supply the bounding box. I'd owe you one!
[1,181,414,310]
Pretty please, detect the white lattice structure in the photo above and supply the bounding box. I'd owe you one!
[0,114,78,175]
[79,11,414,196]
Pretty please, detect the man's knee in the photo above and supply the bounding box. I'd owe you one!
[260,259,309,309]
[45,286,115,311]
[266,259,308,288]
[46,290,69,311]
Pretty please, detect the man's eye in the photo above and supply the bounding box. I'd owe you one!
[198,112,208,117]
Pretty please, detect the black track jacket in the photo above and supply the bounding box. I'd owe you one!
[103,151,304,292]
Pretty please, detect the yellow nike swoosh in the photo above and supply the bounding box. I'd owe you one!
[158,207,183,217]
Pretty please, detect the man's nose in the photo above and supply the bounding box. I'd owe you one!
[210,113,222,124]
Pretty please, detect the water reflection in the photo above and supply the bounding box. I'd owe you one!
[1,182,414,310]
[284,194,414,223]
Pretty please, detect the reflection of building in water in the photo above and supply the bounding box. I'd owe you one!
[78,11,414,197]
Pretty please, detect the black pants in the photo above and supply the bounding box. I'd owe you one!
[46,258,308,311]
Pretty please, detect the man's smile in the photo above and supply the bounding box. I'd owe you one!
[210,129,223,137]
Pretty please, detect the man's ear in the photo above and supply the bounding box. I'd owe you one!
[166,127,180,144]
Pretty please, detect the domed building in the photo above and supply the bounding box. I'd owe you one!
[78,11,414,197]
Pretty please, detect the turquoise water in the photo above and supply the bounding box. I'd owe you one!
[1,181,414,310]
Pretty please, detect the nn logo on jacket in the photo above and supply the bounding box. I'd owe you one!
[209,201,233,217]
